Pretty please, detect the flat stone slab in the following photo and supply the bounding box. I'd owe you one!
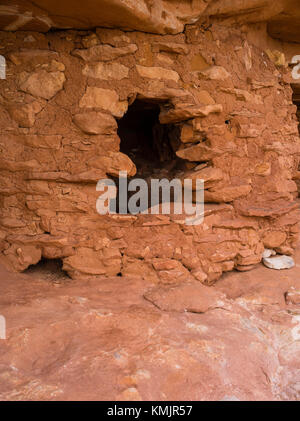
[263,255,295,270]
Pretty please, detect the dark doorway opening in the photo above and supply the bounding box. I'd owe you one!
[118,99,183,180]
[116,99,185,213]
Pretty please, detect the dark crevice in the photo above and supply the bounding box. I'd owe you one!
[24,258,70,282]
[116,99,185,213]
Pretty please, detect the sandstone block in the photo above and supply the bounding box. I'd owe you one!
[19,70,66,100]
[79,87,128,117]
[262,231,287,248]
[204,185,252,203]
[222,88,263,105]
[73,44,137,62]
[63,247,121,278]
[160,104,223,124]
[73,111,117,135]
[136,65,180,82]
[19,135,62,149]
[176,142,222,162]
[152,42,189,55]
[194,90,215,105]
[266,49,286,67]
[82,62,129,80]
[88,151,136,177]
[186,167,224,190]
[9,49,58,65]
[7,100,44,128]
[199,66,230,80]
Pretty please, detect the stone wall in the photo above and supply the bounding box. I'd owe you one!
[0,23,299,284]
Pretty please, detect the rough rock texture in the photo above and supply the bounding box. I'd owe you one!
[263,255,295,270]
[0,22,299,283]
[0,244,300,400]
[0,1,299,43]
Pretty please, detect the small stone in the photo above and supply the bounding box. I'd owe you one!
[79,87,128,117]
[262,231,286,248]
[266,49,286,67]
[73,43,137,62]
[19,70,65,100]
[73,111,117,135]
[285,287,300,305]
[263,255,295,270]
[9,49,58,65]
[199,66,230,80]
[7,100,44,127]
[262,249,276,258]
[190,54,210,71]
[194,90,215,105]
[82,62,129,80]
[152,42,189,55]
[82,34,99,48]
[23,35,36,43]
[136,65,180,82]
[160,104,223,124]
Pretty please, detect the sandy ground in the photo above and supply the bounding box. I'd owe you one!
[0,245,299,401]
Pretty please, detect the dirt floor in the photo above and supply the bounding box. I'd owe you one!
[0,242,299,401]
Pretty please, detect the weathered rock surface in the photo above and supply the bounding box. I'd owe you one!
[82,62,129,80]
[144,283,226,313]
[0,246,300,400]
[0,22,299,283]
[73,112,117,135]
[263,255,295,270]
[79,87,128,117]
[136,65,180,82]
[0,1,299,43]
[18,70,66,100]
[73,44,138,62]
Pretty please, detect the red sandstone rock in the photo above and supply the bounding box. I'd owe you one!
[262,231,287,248]
[144,282,226,313]
[7,100,44,128]
[79,87,128,117]
[73,44,138,62]
[18,70,66,100]
[73,112,117,135]
[82,62,129,80]
[0,19,299,284]
[199,66,231,80]
[160,104,223,124]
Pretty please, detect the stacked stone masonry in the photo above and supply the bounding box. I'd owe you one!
[0,24,299,284]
